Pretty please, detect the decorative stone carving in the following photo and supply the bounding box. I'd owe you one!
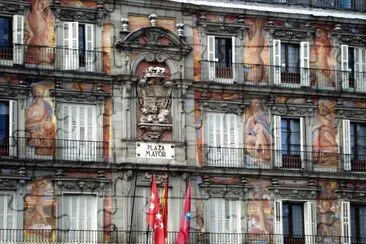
[0,1,26,14]
[149,14,157,27]
[265,22,314,41]
[53,177,110,195]
[269,186,319,200]
[0,84,30,97]
[201,101,244,114]
[53,6,108,25]
[137,67,172,140]
[50,88,108,102]
[332,30,366,46]
[336,107,366,120]
[271,105,315,116]
[176,23,185,38]
[197,17,250,39]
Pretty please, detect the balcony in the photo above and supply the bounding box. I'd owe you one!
[0,137,108,163]
[0,229,355,243]
[202,146,366,173]
[0,45,105,73]
[201,61,366,93]
[229,0,366,12]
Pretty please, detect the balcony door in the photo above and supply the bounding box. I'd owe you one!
[59,104,97,161]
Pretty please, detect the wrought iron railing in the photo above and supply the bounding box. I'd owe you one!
[229,0,366,12]
[202,146,366,173]
[0,44,105,73]
[0,229,363,243]
[0,137,108,163]
[200,61,366,93]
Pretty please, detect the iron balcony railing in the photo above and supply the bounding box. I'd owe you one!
[201,61,366,93]
[0,44,105,73]
[202,146,366,173]
[229,0,366,12]
[0,229,362,243]
[0,137,108,163]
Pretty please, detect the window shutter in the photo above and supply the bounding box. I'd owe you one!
[63,22,79,70]
[304,201,316,244]
[85,24,95,72]
[274,200,283,244]
[0,193,16,230]
[273,115,282,167]
[232,36,236,82]
[354,48,361,91]
[300,42,310,87]
[342,201,351,244]
[273,39,281,85]
[8,100,17,157]
[341,44,350,90]
[12,15,24,64]
[359,48,366,92]
[300,117,305,168]
[208,35,216,81]
[342,120,351,171]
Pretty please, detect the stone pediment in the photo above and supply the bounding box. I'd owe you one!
[115,27,192,56]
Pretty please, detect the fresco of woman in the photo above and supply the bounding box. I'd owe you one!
[25,85,56,156]
[312,100,338,167]
[245,99,272,162]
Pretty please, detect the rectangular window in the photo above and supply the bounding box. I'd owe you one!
[350,122,366,171]
[283,202,304,243]
[204,113,242,167]
[342,45,366,92]
[281,118,301,168]
[78,24,86,67]
[0,101,17,157]
[0,17,12,49]
[60,195,97,242]
[281,43,300,84]
[351,204,366,244]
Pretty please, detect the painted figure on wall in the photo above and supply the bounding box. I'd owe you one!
[25,0,55,64]
[25,84,56,156]
[24,177,55,231]
[247,180,273,236]
[244,99,272,165]
[312,100,338,167]
[317,181,341,242]
[244,19,268,84]
[310,28,336,88]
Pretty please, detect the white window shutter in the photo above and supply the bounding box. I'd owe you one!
[359,48,366,92]
[232,36,236,82]
[274,200,283,244]
[8,100,17,157]
[63,22,79,70]
[300,42,310,87]
[63,22,71,70]
[342,120,351,171]
[300,117,305,168]
[273,115,282,167]
[12,15,24,64]
[208,35,216,81]
[85,24,95,72]
[304,201,316,244]
[341,201,351,244]
[341,44,350,90]
[0,193,16,230]
[354,48,361,91]
[273,39,281,85]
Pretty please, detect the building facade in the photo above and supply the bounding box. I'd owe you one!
[0,0,366,243]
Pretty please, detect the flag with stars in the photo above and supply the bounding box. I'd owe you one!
[176,181,191,244]
[146,175,165,244]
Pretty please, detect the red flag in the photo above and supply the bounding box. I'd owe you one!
[160,178,168,238]
[176,181,191,244]
[147,175,158,228]
[146,175,165,244]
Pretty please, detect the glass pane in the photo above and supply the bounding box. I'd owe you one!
[360,207,366,241]
[283,203,290,236]
[292,204,304,237]
[0,102,9,139]
[0,17,11,48]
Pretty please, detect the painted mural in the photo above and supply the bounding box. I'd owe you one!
[103,23,112,74]
[24,177,55,239]
[317,181,341,242]
[128,16,176,33]
[60,0,97,8]
[312,99,339,168]
[25,0,56,65]
[25,82,56,156]
[247,179,273,236]
[244,99,272,167]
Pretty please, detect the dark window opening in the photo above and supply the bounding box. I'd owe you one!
[0,101,9,156]
[351,204,366,244]
[0,17,13,60]
[215,37,233,79]
[281,118,301,168]
[348,47,355,88]
[351,122,366,171]
[79,24,86,67]
[283,202,305,244]
[281,43,300,84]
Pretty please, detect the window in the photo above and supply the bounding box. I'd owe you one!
[60,195,97,242]
[339,0,352,9]
[341,45,366,92]
[343,120,366,171]
[273,40,309,86]
[0,101,17,157]
[58,104,98,161]
[274,200,316,244]
[204,113,242,167]
[273,116,304,168]
[0,192,16,241]
[205,198,241,243]
[62,22,94,71]
[0,15,24,64]
[207,35,236,83]
[342,201,366,244]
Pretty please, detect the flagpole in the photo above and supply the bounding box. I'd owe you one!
[128,172,138,244]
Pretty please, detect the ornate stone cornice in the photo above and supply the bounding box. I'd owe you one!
[199,184,249,199]
[52,5,108,26]
[115,27,192,57]
[264,22,314,41]
[336,107,366,120]
[0,84,30,98]
[0,1,27,15]
[50,88,108,102]
[53,176,110,194]
[332,31,366,46]
[200,101,244,114]
[336,189,366,201]
[197,19,250,39]
[269,186,319,200]
[271,104,315,117]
